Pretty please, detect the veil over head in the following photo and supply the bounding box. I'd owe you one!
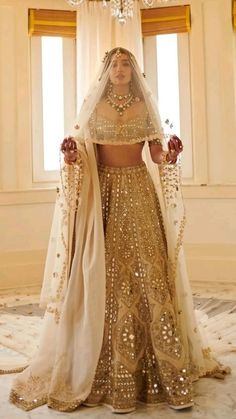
[73,47,165,145]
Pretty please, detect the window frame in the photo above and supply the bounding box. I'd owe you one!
[30,36,76,184]
[143,33,193,183]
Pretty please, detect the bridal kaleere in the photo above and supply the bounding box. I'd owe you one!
[9,47,230,413]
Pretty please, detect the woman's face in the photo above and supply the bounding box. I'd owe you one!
[109,53,132,86]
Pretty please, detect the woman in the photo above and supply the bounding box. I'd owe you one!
[9,47,228,413]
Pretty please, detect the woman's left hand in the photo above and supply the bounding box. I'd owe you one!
[166,135,183,163]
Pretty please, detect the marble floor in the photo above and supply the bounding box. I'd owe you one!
[0,284,236,419]
[0,354,235,419]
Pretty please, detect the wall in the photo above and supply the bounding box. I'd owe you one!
[183,0,236,284]
[0,0,236,290]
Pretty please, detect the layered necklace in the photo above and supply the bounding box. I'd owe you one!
[106,85,138,116]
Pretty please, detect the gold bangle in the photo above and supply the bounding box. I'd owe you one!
[160,151,176,165]
[160,151,168,163]
[149,138,162,146]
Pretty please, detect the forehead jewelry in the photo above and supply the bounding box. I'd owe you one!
[115,48,122,58]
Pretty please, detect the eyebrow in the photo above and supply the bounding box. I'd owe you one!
[112,59,130,63]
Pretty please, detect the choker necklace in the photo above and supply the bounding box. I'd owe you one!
[110,92,132,101]
[106,86,140,116]
[106,93,135,116]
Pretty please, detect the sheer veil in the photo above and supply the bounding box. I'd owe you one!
[72,48,164,144]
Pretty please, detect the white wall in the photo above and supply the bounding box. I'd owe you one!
[183,0,236,284]
[0,0,236,290]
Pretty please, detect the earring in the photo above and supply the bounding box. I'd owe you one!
[102,51,109,63]
[107,81,113,93]
[129,80,133,92]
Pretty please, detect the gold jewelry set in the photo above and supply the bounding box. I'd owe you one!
[106,83,140,116]
[106,91,135,117]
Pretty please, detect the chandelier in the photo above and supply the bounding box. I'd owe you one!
[66,0,171,24]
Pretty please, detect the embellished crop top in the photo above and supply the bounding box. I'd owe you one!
[88,110,162,145]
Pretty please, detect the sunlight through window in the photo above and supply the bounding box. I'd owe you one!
[41,37,64,171]
[156,34,180,137]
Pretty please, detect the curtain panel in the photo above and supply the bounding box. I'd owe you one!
[233,0,236,29]
[28,5,191,38]
[141,5,191,36]
[28,9,76,38]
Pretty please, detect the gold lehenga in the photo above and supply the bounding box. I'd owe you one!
[85,163,193,411]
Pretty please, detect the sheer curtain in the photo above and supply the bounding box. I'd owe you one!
[76,2,143,111]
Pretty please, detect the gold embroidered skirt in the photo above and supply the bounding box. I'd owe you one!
[85,162,193,412]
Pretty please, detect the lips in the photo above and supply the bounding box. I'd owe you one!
[116,74,125,79]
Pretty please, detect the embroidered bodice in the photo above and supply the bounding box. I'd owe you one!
[88,111,160,145]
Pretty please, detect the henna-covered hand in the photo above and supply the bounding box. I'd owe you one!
[60,137,78,164]
[166,135,183,163]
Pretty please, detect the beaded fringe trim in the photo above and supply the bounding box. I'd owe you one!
[9,389,83,412]
[0,366,27,375]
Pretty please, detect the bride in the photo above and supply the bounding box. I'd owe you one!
[9,47,229,413]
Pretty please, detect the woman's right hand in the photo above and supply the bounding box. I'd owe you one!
[60,137,78,164]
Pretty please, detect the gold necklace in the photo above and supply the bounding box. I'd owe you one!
[106,93,135,116]
[110,91,132,101]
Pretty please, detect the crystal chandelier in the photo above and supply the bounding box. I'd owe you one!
[66,0,171,24]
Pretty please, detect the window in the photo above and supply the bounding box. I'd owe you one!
[144,34,193,181]
[31,36,76,183]
[41,37,64,172]
[156,34,180,137]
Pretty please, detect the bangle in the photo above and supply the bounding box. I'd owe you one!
[166,151,177,164]
[159,151,168,164]
[149,138,162,146]
[160,151,177,165]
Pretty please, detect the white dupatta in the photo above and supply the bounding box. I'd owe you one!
[10,141,107,411]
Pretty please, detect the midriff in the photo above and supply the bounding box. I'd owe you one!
[96,143,144,167]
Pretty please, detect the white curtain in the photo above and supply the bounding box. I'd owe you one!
[76,2,143,112]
